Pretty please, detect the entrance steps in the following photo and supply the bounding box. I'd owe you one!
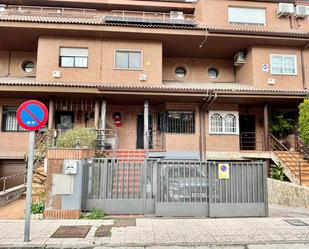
[274,151,309,186]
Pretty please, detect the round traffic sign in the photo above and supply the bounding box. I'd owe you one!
[16,100,48,131]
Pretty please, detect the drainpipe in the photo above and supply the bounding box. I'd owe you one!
[199,92,218,161]
[301,43,309,90]
[6,51,11,77]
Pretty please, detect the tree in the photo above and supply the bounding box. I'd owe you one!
[299,98,309,145]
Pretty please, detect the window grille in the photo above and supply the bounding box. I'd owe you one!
[209,111,239,134]
[158,111,195,134]
[2,107,24,132]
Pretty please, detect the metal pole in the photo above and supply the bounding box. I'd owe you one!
[144,99,149,154]
[24,131,35,242]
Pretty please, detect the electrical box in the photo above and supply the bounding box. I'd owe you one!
[64,160,78,175]
[52,71,61,78]
[139,74,147,81]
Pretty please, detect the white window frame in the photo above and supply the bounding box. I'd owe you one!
[114,49,143,71]
[209,111,239,135]
[59,47,88,68]
[270,54,297,76]
[228,6,266,25]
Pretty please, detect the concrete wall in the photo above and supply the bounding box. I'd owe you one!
[268,178,309,209]
[196,0,309,31]
[36,36,162,85]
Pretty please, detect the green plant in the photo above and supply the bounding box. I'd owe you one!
[57,127,97,149]
[299,99,309,145]
[81,208,105,219]
[270,163,288,181]
[31,201,45,214]
[269,112,294,139]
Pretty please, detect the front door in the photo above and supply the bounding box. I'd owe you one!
[239,115,256,150]
[55,111,74,131]
[136,114,153,149]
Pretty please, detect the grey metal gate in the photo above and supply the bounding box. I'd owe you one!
[82,158,267,217]
[156,160,209,216]
[208,161,267,217]
[82,158,146,214]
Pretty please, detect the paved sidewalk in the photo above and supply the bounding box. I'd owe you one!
[0,217,308,248]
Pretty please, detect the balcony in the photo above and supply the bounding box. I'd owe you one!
[104,10,196,26]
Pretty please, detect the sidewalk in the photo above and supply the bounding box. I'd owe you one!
[0,216,308,248]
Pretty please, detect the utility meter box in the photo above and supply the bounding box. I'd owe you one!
[64,160,79,175]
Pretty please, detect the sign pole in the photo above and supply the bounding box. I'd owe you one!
[24,130,35,242]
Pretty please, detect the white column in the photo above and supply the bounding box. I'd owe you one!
[48,98,54,130]
[100,99,107,150]
[144,99,149,151]
[94,99,100,129]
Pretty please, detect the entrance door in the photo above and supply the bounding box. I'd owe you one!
[136,114,153,149]
[239,115,256,150]
[55,111,74,131]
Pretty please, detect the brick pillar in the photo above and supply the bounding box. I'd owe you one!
[44,149,95,219]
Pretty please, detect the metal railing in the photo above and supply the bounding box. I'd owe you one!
[0,172,26,192]
[96,129,118,153]
[240,132,265,151]
[1,5,99,17]
[268,133,309,185]
[148,130,165,151]
[295,134,309,160]
[105,10,196,25]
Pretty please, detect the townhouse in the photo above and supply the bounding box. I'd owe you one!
[0,0,309,195]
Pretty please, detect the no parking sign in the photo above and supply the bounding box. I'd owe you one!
[16,100,48,242]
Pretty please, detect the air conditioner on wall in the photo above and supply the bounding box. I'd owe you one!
[295,5,309,18]
[277,3,294,17]
[170,11,184,20]
[234,52,245,66]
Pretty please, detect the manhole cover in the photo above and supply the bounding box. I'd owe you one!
[95,225,112,237]
[284,219,309,226]
[114,219,136,227]
[51,225,91,238]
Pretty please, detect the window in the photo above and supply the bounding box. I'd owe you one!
[115,50,142,70]
[208,68,218,79]
[59,47,88,68]
[228,7,266,25]
[22,61,35,73]
[270,54,297,75]
[209,111,239,134]
[175,67,187,78]
[158,111,195,134]
[2,107,24,132]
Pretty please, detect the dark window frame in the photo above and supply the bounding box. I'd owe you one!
[1,107,25,132]
[59,55,88,68]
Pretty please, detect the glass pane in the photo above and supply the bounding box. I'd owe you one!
[175,67,186,78]
[210,114,223,133]
[129,52,141,69]
[225,114,236,133]
[228,7,265,25]
[75,57,88,68]
[283,56,295,74]
[271,56,283,74]
[3,107,20,131]
[61,57,74,67]
[115,51,129,69]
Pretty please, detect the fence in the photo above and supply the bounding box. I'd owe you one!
[82,158,267,217]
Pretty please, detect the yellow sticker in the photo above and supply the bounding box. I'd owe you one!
[218,163,230,179]
[145,60,151,66]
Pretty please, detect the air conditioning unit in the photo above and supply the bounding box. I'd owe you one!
[52,71,61,78]
[277,3,294,17]
[170,11,184,20]
[234,51,245,66]
[295,5,309,18]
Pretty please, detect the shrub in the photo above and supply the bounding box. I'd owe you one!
[81,208,105,219]
[57,127,97,149]
[270,163,288,181]
[31,201,45,214]
[269,112,294,139]
[299,99,309,145]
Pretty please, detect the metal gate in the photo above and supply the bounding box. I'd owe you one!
[82,159,267,217]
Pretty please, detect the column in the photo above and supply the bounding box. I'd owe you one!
[99,99,107,150]
[144,99,149,151]
[264,103,269,151]
[94,99,100,129]
[48,98,54,130]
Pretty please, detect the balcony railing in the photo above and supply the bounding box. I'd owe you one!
[1,5,99,17]
[240,132,265,151]
[104,10,196,26]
